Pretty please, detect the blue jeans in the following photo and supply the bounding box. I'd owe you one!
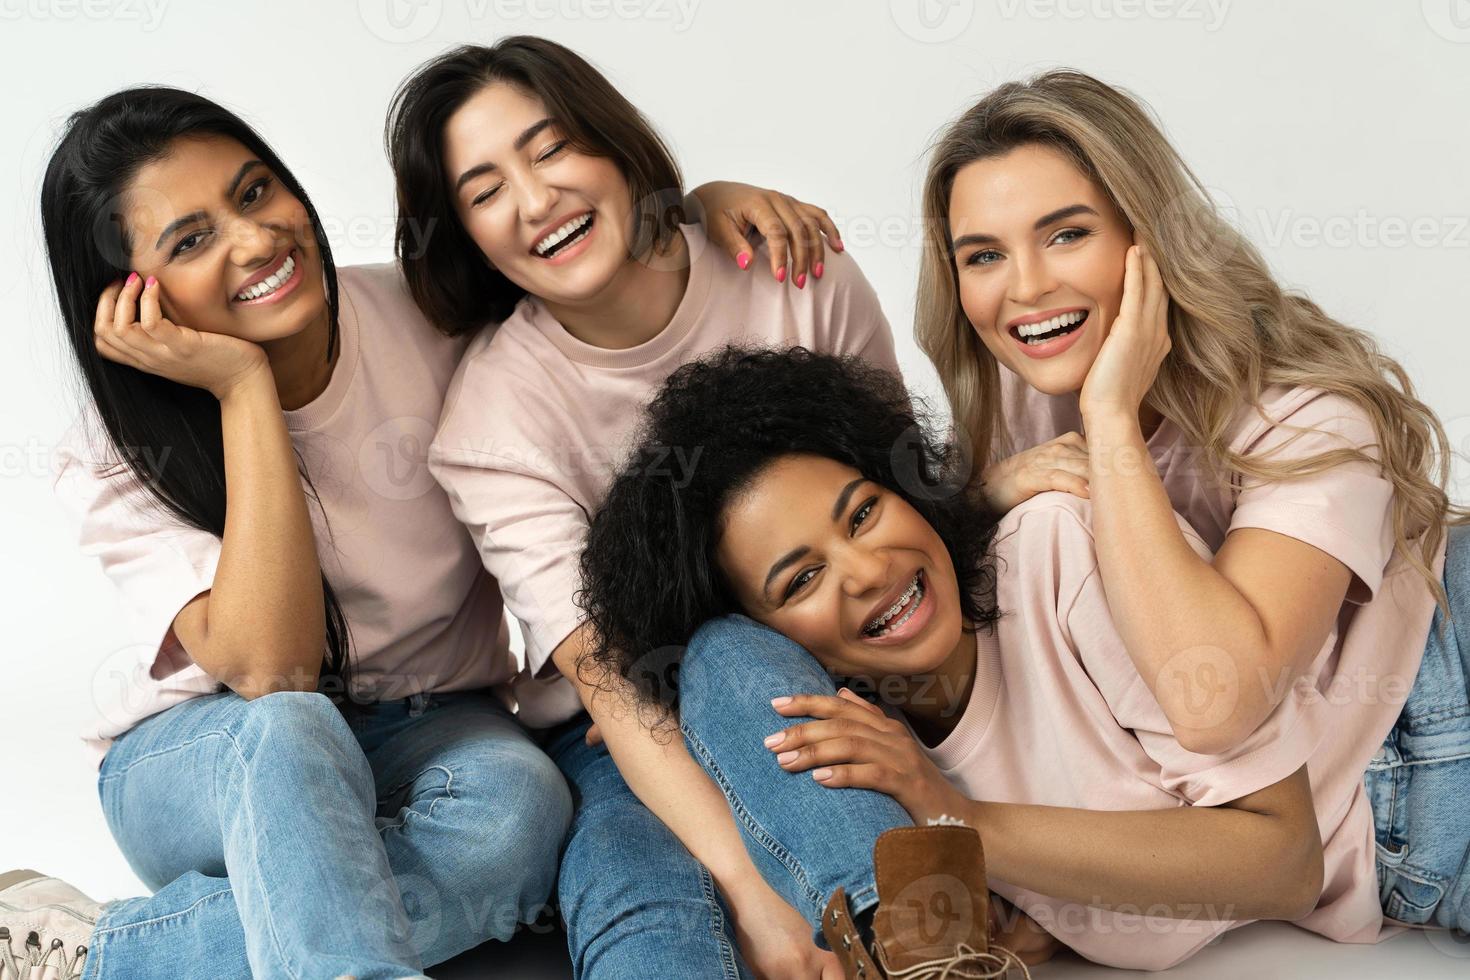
[538,715,754,979]
[676,614,914,949]
[1365,523,1470,932]
[87,689,572,979]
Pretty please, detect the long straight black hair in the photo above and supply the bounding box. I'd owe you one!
[41,86,352,692]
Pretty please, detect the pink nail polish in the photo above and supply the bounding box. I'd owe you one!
[813,262,824,279]
[775,266,787,284]
[763,733,783,748]
[776,750,799,765]
[145,276,157,288]
[795,271,807,289]
[125,272,139,286]
[813,768,834,781]
[833,239,845,252]
[737,251,751,270]
[771,696,792,707]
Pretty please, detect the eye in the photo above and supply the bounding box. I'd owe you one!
[1050,227,1091,246]
[851,496,878,531]
[964,248,1002,267]
[471,183,503,208]
[171,230,208,258]
[241,176,272,208]
[785,567,819,599]
[536,139,569,163]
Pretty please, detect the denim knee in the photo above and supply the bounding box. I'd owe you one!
[230,692,374,802]
[682,614,838,713]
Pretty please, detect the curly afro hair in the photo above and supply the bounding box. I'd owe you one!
[575,344,1000,720]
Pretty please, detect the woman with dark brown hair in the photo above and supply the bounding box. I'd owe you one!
[387,36,895,979]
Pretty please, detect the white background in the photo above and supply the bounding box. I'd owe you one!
[2,0,1468,925]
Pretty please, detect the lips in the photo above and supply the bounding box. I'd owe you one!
[234,247,294,298]
[861,570,922,636]
[530,210,595,257]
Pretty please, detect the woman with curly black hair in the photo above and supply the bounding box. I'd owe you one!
[578,344,1470,975]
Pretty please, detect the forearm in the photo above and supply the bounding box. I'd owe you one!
[1084,409,1272,745]
[205,367,326,695]
[963,789,1320,922]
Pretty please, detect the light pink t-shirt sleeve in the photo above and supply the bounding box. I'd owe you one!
[51,426,221,666]
[427,442,586,679]
[828,255,899,375]
[1063,532,1325,809]
[1225,391,1395,604]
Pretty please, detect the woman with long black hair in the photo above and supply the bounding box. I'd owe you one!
[4,84,817,978]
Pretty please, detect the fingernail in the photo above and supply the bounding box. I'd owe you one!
[813,262,824,279]
[763,732,784,748]
[795,271,807,289]
[776,750,799,765]
[737,251,751,270]
[125,272,139,286]
[775,266,787,284]
[145,276,157,288]
[833,238,845,252]
[771,696,792,707]
[813,768,833,781]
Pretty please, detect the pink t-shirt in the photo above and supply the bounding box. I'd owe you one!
[429,223,899,727]
[919,490,1427,970]
[960,370,1448,967]
[52,264,516,767]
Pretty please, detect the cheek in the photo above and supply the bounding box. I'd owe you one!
[956,273,1012,356]
[462,205,519,268]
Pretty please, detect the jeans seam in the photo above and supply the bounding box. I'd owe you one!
[697,866,743,979]
[682,725,826,914]
[97,729,236,785]
[91,885,235,978]
[223,726,305,980]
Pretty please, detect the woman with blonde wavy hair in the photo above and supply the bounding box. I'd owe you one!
[916,69,1470,939]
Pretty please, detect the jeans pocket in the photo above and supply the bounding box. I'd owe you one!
[1381,860,1448,925]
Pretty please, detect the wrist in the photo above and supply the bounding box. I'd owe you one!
[212,358,273,404]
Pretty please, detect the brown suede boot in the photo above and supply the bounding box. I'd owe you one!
[821,825,1026,979]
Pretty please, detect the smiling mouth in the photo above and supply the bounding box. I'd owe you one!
[234,249,297,302]
[1008,309,1088,346]
[533,212,595,258]
[862,570,926,638]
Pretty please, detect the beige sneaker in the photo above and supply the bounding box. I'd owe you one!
[0,870,101,980]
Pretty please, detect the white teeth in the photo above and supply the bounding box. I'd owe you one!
[534,213,593,256]
[236,253,295,301]
[866,573,923,636]
[1016,310,1086,339]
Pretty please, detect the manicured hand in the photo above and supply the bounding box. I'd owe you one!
[977,430,1090,514]
[94,273,269,401]
[765,688,969,826]
[1079,242,1172,423]
[689,180,844,289]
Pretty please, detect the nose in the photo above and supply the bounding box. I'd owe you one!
[516,168,559,227]
[1007,248,1059,310]
[840,544,891,600]
[225,215,281,269]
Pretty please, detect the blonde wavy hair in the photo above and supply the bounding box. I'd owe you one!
[916,69,1466,609]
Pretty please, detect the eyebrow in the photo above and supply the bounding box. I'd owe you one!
[151,159,265,251]
[760,477,868,603]
[950,203,1099,252]
[453,117,555,193]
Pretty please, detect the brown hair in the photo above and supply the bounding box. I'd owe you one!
[386,37,684,336]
